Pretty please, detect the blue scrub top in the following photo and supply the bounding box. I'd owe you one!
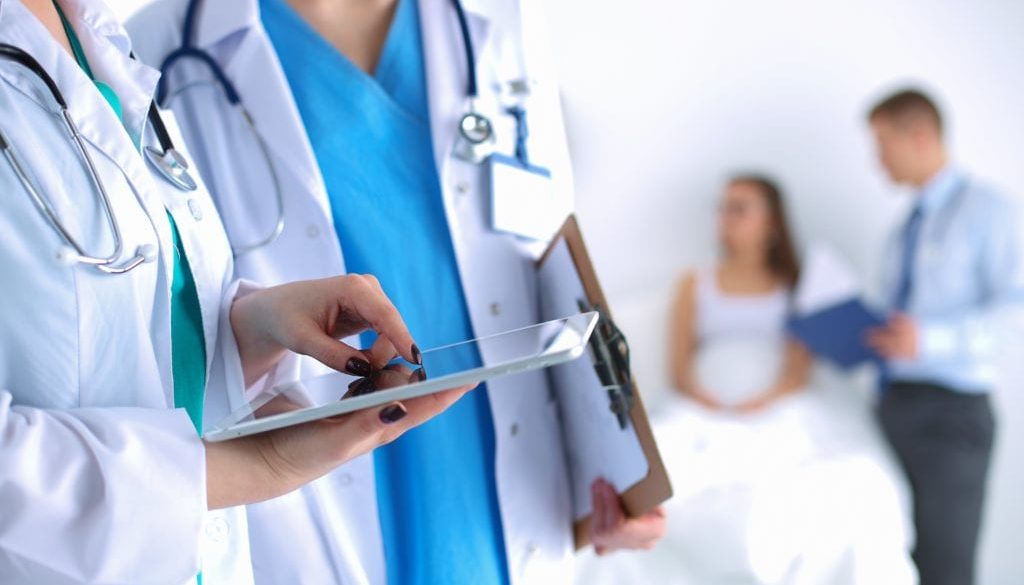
[261,1,510,584]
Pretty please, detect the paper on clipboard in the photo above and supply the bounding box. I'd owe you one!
[535,215,672,548]
[538,238,649,521]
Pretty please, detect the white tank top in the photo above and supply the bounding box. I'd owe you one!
[693,268,791,405]
[695,267,790,341]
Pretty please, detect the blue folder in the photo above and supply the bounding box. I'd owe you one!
[787,299,886,369]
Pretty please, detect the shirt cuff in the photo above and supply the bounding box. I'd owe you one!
[918,318,959,360]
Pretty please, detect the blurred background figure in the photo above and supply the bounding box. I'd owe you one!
[670,175,808,413]
[582,174,914,585]
[865,88,1024,585]
[541,2,1024,583]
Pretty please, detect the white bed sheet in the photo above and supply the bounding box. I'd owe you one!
[574,372,918,585]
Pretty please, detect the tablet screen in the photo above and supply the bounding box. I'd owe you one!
[204,312,598,441]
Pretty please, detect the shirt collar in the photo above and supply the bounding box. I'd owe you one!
[916,165,966,214]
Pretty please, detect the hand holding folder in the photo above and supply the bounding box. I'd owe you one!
[787,245,885,369]
[787,299,885,368]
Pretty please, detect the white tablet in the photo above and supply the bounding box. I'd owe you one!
[203,311,599,442]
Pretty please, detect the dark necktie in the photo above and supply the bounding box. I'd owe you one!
[893,204,925,311]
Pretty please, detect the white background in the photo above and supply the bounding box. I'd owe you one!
[108,0,1024,581]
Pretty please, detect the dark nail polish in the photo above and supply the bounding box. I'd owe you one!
[347,377,375,397]
[379,404,407,424]
[415,368,427,382]
[411,344,422,365]
[346,357,372,377]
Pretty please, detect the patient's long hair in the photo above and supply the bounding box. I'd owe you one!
[729,174,801,289]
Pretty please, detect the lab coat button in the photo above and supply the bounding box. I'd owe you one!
[206,517,229,542]
[187,199,203,221]
[510,423,519,437]
[455,180,470,194]
[490,302,501,316]
[337,473,353,486]
[306,224,321,238]
[525,542,538,556]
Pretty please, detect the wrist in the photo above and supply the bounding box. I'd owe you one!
[204,434,302,510]
[231,292,287,387]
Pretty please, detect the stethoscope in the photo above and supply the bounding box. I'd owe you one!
[152,0,527,251]
[449,0,535,167]
[0,43,199,274]
[449,0,495,162]
[155,0,285,257]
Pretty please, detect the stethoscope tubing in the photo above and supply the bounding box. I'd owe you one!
[157,0,286,257]
[0,42,187,273]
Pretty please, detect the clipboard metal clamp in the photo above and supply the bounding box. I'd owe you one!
[577,299,635,430]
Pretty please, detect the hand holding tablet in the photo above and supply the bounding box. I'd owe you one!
[205,312,599,442]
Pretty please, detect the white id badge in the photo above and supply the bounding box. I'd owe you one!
[489,153,555,240]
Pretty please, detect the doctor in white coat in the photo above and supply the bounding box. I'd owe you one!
[128,1,666,584]
[0,1,471,583]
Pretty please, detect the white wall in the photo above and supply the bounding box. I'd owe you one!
[108,0,1024,581]
[543,1,1024,583]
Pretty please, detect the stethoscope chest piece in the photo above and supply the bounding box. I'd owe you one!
[145,146,197,192]
[453,110,496,163]
[460,111,493,144]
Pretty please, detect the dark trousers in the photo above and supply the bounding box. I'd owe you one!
[878,381,995,585]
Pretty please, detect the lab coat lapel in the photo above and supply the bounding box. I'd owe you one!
[193,0,258,50]
[0,0,150,156]
[0,0,180,403]
[211,11,335,224]
[0,0,174,283]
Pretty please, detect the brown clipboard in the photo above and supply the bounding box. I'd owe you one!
[536,214,673,549]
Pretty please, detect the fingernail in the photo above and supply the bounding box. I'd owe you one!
[346,357,372,377]
[379,404,408,424]
[348,377,374,397]
[415,368,427,382]
[411,344,422,365]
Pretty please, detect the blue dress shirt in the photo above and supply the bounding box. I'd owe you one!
[881,166,1024,393]
[261,0,510,583]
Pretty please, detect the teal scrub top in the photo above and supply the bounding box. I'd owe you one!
[261,0,510,583]
[56,4,207,434]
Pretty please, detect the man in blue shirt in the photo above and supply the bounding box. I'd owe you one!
[866,89,1024,585]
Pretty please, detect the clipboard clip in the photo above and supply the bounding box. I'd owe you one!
[577,299,635,429]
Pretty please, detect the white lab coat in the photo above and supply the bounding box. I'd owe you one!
[0,1,255,583]
[128,0,577,583]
